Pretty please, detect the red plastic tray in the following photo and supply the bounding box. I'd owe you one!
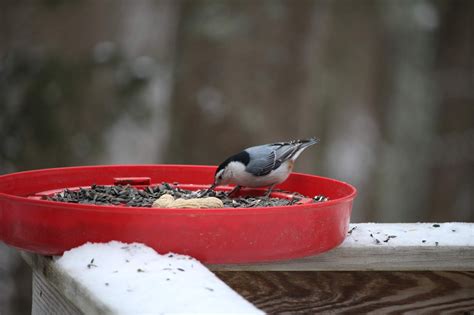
[0,165,356,264]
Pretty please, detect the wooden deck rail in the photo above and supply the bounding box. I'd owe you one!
[22,223,474,314]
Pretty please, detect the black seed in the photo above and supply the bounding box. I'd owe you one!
[48,182,323,208]
[87,257,97,269]
[348,226,357,235]
[382,235,396,243]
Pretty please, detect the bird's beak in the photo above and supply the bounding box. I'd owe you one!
[207,182,217,192]
[199,182,217,197]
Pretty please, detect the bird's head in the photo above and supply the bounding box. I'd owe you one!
[208,150,251,191]
[201,162,231,195]
[213,161,232,187]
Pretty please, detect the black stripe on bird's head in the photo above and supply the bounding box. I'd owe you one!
[214,150,250,184]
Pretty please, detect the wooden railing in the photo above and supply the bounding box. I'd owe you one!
[22,223,474,314]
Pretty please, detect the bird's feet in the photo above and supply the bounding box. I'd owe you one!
[226,185,241,198]
[263,184,275,199]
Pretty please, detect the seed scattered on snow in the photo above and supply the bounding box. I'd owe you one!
[383,235,397,243]
[369,233,381,244]
[347,226,357,235]
[87,258,97,269]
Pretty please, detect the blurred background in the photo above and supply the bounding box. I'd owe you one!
[1,0,473,313]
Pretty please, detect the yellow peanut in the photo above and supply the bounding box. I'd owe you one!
[152,194,224,209]
[152,194,175,208]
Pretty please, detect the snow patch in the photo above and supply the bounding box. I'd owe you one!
[344,223,473,247]
[55,241,263,315]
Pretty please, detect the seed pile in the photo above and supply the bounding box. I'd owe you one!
[48,184,162,207]
[48,183,328,208]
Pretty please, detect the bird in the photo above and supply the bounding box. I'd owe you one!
[205,137,319,197]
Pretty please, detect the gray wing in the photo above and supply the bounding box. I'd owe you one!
[245,144,292,176]
[245,139,318,176]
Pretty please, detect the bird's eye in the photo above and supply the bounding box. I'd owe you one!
[218,175,223,180]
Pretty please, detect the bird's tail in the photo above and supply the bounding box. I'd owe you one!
[290,137,319,160]
[274,137,319,162]
[296,137,319,147]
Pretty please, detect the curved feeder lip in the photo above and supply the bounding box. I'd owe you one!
[0,164,357,264]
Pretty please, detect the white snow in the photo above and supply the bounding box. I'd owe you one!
[55,241,263,315]
[343,223,473,247]
[52,223,472,314]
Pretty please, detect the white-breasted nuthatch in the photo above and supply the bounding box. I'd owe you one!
[206,137,319,197]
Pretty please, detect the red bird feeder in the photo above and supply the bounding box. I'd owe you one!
[0,165,356,263]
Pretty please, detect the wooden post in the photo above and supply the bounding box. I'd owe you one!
[22,223,474,314]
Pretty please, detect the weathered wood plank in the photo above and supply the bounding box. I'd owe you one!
[215,271,474,314]
[22,253,113,315]
[32,270,83,315]
[210,246,474,271]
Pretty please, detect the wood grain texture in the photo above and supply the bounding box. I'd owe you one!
[215,271,474,314]
[32,270,83,315]
[22,252,113,315]
[210,246,474,271]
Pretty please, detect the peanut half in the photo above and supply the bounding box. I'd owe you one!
[152,194,224,209]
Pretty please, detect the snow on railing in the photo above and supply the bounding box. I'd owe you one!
[22,223,474,314]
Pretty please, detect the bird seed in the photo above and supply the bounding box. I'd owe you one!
[47,183,327,208]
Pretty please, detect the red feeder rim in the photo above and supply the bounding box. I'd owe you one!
[0,164,356,263]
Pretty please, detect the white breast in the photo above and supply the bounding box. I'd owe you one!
[226,161,292,188]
